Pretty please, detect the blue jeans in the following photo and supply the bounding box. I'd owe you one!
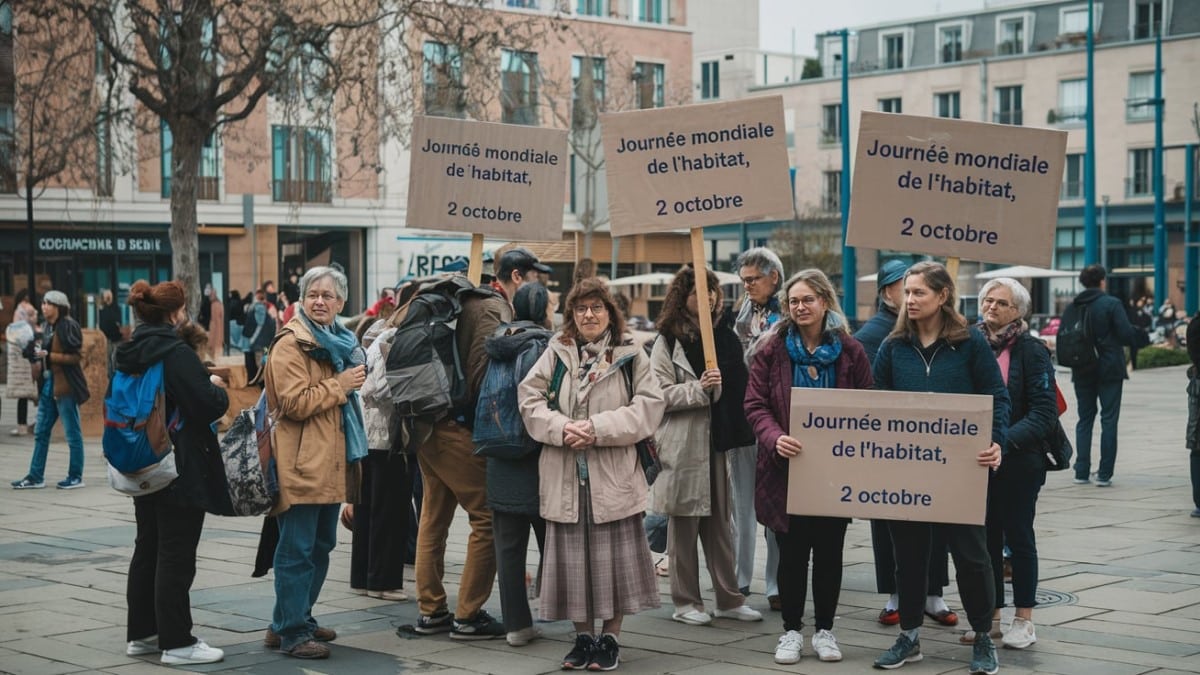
[1073,379,1124,481]
[27,377,84,483]
[271,504,339,650]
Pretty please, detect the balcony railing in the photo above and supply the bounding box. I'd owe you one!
[162,175,220,200]
[1125,177,1152,198]
[1051,106,1087,125]
[993,110,1023,125]
[819,127,841,146]
[273,179,332,203]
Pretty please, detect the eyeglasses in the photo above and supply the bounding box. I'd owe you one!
[787,295,822,308]
[981,297,1014,310]
[573,303,607,316]
[305,292,339,303]
[740,274,765,286]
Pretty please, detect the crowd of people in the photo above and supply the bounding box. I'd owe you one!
[3,251,1197,672]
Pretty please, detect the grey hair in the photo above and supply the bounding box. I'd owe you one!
[735,247,785,292]
[299,266,349,302]
[978,278,1031,317]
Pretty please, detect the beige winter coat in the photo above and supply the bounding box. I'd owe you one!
[648,335,722,517]
[518,332,665,525]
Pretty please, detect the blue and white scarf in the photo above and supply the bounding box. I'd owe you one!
[785,326,842,389]
[299,311,368,464]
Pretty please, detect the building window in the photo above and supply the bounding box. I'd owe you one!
[997,16,1026,54]
[994,85,1022,125]
[822,170,840,212]
[637,0,667,24]
[571,55,605,128]
[271,125,332,203]
[1126,71,1155,121]
[1062,153,1083,199]
[161,122,220,200]
[1132,0,1163,39]
[96,113,114,198]
[882,32,905,69]
[423,41,465,118]
[267,28,330,102]
[820,103,841,145]
[701,60,720,100]
[0,104,14,194]
[577,0,605,16]
[1056,79,1086,124]
[1060,5,1092,34]
[878,97,902,114]
[934,91,960,119]
[635,62,664,109]
[938,24,964,63]
[1127,148,1152,196]
[505,0,539,8]
[501,49,539,125]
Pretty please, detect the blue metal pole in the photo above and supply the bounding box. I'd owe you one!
[1153,27,1166,309]
[1186,144,1197,316]
[839,29,856,316]
[1083,0,1097,265]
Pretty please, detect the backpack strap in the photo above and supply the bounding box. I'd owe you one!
[547,356,566,413]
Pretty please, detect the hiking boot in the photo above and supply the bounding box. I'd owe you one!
[281,639,329,660]
[812,629,842,662]
[874,633,922,669]
[969,632,999,674]
[774,630,802,665]
[264,626,337,649]
[1002,617,1036,649]
[126,636,158,656]
[414,609,454,634]
[450,609,505,640]
[11,476,44,489]
[56,476,84,490]
[563,633,595,670]
[588,634,620,671]
[160,639,224,665]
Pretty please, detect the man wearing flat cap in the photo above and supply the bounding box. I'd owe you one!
[12,290,90,490]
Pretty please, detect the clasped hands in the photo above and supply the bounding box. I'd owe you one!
[563,419,596,450]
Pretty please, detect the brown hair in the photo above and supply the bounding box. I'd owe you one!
[127,280,186,325]
[656,265,722,341]
[560,277,626,344]
[888,261,970,344]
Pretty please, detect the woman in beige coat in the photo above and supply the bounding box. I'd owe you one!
[518,277,665,672]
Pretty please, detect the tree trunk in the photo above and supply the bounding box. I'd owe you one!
[168,119,205,316]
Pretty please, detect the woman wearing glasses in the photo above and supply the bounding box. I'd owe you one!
[519,278,665,672]
[744,269,873,664]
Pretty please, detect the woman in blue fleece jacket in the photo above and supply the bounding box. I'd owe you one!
[870,261,1010,675]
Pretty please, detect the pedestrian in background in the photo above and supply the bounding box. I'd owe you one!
[1187,316,1200,518]
[6,288,39,436]
[99,288,123,380]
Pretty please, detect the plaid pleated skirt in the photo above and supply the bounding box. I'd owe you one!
[539,484,660,623]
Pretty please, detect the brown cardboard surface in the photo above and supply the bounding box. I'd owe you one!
[407,116,568,241]
[846,112,1067,267]
[601,97,794,237]
[785,388,993,525]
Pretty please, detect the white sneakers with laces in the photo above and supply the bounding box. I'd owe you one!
[713,604,763,622]
[1002,617,1037,649]
[774,630,803,664]
[160,639,224,665]
[812,629,843,662]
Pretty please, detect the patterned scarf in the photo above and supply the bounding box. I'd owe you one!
[785,325,842,388]
[574,330,612,401]
[979,319,1026,356]
[299,310,368,464]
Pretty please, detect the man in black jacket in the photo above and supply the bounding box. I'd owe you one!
[1068,265,1140,487]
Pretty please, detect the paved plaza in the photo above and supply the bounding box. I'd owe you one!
[0,364,1197,674]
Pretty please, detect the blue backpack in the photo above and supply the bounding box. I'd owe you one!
[472,322,552,460]
[102,362,178,479]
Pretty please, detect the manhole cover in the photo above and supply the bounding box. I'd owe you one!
[1034,588,1076,608]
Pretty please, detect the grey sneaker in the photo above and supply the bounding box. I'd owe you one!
[874,633,922,669]
[969,632,999,675]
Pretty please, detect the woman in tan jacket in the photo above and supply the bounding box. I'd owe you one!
[263,266,366,660]
[518,277,665,672]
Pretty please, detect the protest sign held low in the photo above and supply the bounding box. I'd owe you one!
[847,112,1066,267]
[786,388,993,525]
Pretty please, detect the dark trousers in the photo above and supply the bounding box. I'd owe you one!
[870,520,949,595]
[890,521,994,633]
[774,515,848,632]
[127,492,207,650]
[350,450,415,591]
[1074,379,1124,481]
[985,468,1042,608]
[17,398,30,426]
[244,349,261,384]
[492,510,546,632]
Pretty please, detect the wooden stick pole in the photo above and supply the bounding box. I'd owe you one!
[946,256,960,283]
[690,228,717,370]
[466,233,485,286]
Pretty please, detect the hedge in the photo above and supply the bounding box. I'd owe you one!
[1135,346,1192,369]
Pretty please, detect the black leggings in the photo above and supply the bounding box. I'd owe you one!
[774,515,849,632]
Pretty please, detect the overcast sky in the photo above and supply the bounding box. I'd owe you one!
[758,0,1014,54]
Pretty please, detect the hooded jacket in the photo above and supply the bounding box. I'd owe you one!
[114,324,231,512]
[1068,288,1140,384]
[854,301,899,365]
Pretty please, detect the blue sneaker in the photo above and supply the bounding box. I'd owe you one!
[56,477,84,490]
[969,632,999,675]
[874,633,922,669]
[11,476,45,489]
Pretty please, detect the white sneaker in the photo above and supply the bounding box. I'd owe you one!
[160,639,224,665]
[366,588,408,601]
[506,625,542,647]
[126,636,158,656]
[812,629,843,662]
[774,630,803,664]
[713,604,763,622]
[1002,617,1037,649]
[672,608,713,625]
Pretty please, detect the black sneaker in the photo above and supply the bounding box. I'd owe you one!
[562,634,595,670]
[588,634,620,671]
[449,609,505,640]
[414,609,454,634]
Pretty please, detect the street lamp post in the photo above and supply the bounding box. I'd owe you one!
[1083,0,1097,265]
[823,29,856,317]
[1152,26,1166,309]
[1100,195,1109,270]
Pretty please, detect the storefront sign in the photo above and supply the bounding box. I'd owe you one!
[847,112,1067,267]
[600,96,794,237]
[36,234,169,254]
[786,388,993,526]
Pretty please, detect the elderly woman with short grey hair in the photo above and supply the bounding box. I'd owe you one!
[975,277,1058,650]
[263,265,367,660]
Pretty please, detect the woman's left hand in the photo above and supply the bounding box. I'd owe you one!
[563,419,595,449]
[977,442,1002,470]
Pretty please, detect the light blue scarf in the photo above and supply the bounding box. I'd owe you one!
[299,310,368,464]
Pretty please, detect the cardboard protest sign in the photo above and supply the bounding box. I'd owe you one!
[786,389,993,525]
[847,112,1067,267]
[601,97,794,237]
[407,116,568,241]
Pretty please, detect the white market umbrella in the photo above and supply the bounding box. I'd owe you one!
[974,265,1076,280]
[858,273,878,283]
[715,271,743,286]
[606,272,677,287]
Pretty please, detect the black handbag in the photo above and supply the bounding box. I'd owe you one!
[620,359,661,485]
[1041,418,1073,471]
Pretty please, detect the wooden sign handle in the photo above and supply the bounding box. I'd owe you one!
[467,233,485,286]
[690,228,718,371]
[946,256,960,285]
